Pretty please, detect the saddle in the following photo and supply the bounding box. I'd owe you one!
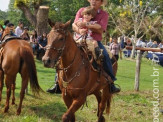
[0,35,22,48]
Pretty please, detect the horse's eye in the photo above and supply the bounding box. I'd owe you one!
[60,38,64,41]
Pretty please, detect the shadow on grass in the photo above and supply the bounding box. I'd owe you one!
[28,100,86,121]
[27,94,85,121]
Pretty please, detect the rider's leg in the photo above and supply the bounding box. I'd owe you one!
[93,40,103,60]
[46,73,61,94]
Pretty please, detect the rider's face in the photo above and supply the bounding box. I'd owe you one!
[9,26,15,32]
[83,14,93,22]
[89,0,103,10]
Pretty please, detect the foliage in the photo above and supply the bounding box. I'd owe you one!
[6,0,30,27]
[0,10,7,22]
[106,0,162,39]
[48,0,89,22]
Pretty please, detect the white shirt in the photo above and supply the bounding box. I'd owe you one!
[15,26,23,37]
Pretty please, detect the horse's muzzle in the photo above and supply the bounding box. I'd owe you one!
[42,56,51,68]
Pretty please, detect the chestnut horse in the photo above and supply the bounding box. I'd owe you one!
[0,26,41,115]
[42,20,117,122]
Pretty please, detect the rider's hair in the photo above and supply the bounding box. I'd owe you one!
[81,6,96,18]
[7,23,14,27]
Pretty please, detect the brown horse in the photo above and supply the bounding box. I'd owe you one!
[42,20,117,122]
[0,26,41,115]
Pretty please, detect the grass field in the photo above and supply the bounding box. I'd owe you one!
[0,58,162,122]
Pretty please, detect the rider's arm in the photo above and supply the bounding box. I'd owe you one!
[86,23,102,34]
[89,11,109,34]
[72,21,80,34]
[73,8,85,33]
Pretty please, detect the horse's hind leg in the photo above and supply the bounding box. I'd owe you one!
[17,67,28,115]
[4,74,16,113]
[0,70,4,102]
[98,87,112,122]
[94,91,102,117]
[11,78,16,105]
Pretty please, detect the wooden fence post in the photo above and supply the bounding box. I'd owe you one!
[134,50,142,91]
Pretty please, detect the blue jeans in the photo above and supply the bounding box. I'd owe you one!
[97,41,117,81]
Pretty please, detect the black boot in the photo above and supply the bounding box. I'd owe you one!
[95,47,103,61]
[110,83,120,94]
[46,82,61,94]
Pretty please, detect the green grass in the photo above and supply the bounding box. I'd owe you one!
[0,58,162,122]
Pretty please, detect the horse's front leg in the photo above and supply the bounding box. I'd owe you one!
[62,92,75,122]
[0,70,4,102]
[62,94,86,122]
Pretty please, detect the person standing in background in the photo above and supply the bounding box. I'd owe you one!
[15,21,23,37]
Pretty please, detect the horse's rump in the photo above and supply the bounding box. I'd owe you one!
[0,39,41,115]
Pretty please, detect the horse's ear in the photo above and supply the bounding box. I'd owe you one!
[48,19,55,27]
[63,20,71,29]
[0,25,4,31]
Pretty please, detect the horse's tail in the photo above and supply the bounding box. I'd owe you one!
[20,46,42,95]
[106,94,112,114]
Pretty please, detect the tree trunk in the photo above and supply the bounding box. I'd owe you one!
[131,43,136,59]
[17,2,37,27]
[17,2,49,36]
[36,6,49,36]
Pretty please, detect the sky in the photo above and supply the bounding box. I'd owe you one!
[0,0,10,11]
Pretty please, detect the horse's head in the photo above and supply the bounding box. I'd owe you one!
[0,25,4,40]
[42,19,71,68]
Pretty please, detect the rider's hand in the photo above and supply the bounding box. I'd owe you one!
[76,21,86,28]
[79,28,87,35]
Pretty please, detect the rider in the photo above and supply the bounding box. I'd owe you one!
[72,0,120,93]
[0,23,16,46]
[73,6,103,60]
[6,23,16,36]
[0,20,10,40]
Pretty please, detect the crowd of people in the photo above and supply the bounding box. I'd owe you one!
[0,20,47,59]
[116,36,163,49]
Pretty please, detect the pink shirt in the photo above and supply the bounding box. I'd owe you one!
[74,7,109,41]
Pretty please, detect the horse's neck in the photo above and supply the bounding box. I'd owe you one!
[61,32,81,68]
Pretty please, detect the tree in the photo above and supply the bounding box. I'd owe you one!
[14,0,49,36]
[0,10,7,22]
[12,0,89,35]
[106,0,163,59]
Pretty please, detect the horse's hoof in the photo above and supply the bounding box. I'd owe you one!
[4,107,9,113]
[62,113,70,122]
[16,112,20,115]
[16,111,21,115]
[11,102,15,105]
[98,116,105,122]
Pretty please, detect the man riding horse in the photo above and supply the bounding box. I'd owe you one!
[48,0,120,94]
[73,0,120,93]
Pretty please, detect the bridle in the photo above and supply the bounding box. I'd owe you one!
[45,28,67,66]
